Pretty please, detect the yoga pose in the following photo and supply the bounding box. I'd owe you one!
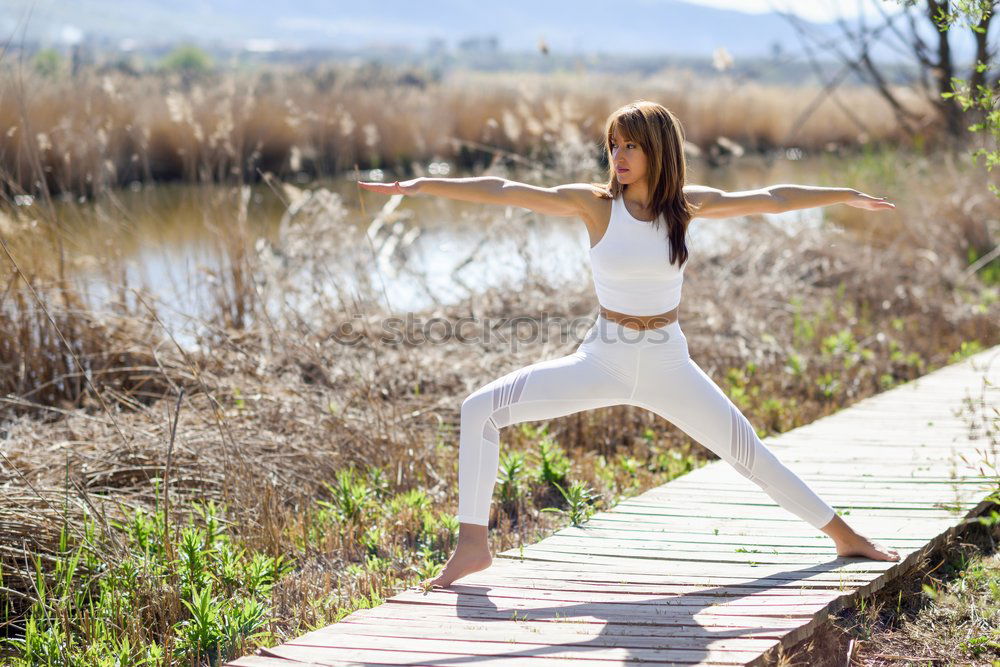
[359,100,900,589]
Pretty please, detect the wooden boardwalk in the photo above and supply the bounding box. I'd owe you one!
[228,345,1000,667]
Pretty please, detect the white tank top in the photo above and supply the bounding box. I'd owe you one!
[589,193,685,316]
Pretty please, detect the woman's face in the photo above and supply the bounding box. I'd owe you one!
[610,126,648,189]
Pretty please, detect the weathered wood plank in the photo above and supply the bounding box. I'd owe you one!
[268,634,768,664]
[364,601,809,630]
[531,535,915,555]
[320,620,784,651]
[552,525,933,543]
[389,585,846,609]
[503,544,909,567]
[614,498,972,515]
[456,561,879,585]
[434,577,856,595]
[226,656,330,667]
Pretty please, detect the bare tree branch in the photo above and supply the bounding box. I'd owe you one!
[779,11,875,143]
[875,0,937,70]
[778,0,999,141]
[901,3,937,99]
[782,8,924,134]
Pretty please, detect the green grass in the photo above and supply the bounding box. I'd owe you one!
[2,499,291,666]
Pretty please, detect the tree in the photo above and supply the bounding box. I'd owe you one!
[781,1,998,144]
[933,0,1000,196]
[32,48,62,77]
[161,44,212,77]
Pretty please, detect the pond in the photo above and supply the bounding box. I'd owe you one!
[7,152,841,338]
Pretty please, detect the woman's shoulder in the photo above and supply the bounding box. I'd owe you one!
[553,182,611,198]
[549,182,612,227]
[587,183,613,199]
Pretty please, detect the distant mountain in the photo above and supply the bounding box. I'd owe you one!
[1,0,859,58]
[2,0,984,64]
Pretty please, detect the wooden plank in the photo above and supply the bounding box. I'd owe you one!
[596,499,980,516]
[671,464,992,479]
[379,599,821,622]
[455,561,879,585]
[629,486,984,499]
[503,544,908,567]
[539,532,913,551]
[269,633,770,664]
[630,493,981,509]
[325,620,783,651]
[346,604,803,635]
[548,525,934,545]
[440,576,857,595]
[365,601,809,631]
[768,434,988,444]
[496,548,907,575]
[481,553,881,575]
[580,512,964,530]
[258,644,720,667]
[658,481,995,495]
[613,498,972,515]
[673,470,988,482]
[389,585,845,610]
[579,515,964,538]
[535,529,912,548]
[225,657,323,667]
[531,535,916,556]
[294,625,780,662]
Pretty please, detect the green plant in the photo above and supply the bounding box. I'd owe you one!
[32,48,62,77]
[647,447,698,478]
[816,371,841,399]
[540,480,600,526]
[174,581,270,666]
[497,450,528,505]
[161,44,213,76]
[319,467,372,523]
[532,437,570,488]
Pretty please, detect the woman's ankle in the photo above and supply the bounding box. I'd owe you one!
[819,513,857,541]
[457,521,488,545]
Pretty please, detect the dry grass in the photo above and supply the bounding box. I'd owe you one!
[763,521,1000,667]
[0,63,942,197]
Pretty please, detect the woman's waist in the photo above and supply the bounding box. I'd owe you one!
[599,304,679,330]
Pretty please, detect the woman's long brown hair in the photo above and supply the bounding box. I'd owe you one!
[592,100,693,267]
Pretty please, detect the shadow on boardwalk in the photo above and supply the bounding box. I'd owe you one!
[271,555,902,666]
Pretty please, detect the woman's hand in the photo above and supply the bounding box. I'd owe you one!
[357,178,423,196]
[845,190,896,211]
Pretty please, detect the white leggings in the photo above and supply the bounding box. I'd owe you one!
[456,315,836,530]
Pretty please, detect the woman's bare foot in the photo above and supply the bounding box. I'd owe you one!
[819,513,901,562]
[422,522,492,589]
[834,532,901,561]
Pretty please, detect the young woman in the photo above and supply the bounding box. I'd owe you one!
[358,100,899,589]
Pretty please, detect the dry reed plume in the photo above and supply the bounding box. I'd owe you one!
[0,63,941,197]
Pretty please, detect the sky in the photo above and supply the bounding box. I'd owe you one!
[684,0,902,22]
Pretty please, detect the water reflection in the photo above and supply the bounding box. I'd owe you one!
[24,156,832,334]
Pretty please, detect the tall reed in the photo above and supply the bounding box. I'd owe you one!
[0,63,940,197]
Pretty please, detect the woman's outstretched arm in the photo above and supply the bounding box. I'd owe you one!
[684,184,895,219]
[357,176,600,218]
